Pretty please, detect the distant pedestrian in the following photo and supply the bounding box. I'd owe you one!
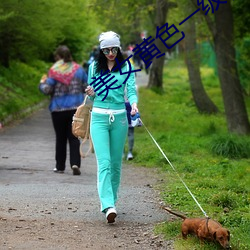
[86,46,99,71]
[85,31,139,223]
[39,45,87,175]
[123,52,138,161]
[125,101,134,160]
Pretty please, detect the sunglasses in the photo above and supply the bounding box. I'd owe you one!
[102,47,119,55]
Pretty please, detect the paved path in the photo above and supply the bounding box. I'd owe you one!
[136,70,149,88]
[0,106,164,223]
[0,72,174,249]
[0,71,153,221]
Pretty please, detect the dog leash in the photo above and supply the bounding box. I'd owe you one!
[139,118,209,218]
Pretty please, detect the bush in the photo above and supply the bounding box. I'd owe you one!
[0,60,49,122]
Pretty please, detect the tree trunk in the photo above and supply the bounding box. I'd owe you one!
[147,0,168,89]
[214,2,250,134]
[185,4,218,114]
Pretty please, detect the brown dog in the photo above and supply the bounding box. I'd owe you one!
[163,207,231,249]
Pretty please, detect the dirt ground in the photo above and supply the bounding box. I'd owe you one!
[0,102,174,249]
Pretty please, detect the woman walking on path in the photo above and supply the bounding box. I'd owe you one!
[85,31,139,223]
[39,45,87,175]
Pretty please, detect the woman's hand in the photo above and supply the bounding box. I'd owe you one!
[85,86,96,97]
[131,103,138,116]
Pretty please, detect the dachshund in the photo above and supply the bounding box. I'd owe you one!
[162,206,231,249]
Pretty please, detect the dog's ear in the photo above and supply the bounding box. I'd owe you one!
[213,231,217,240]
[227,230,230,240]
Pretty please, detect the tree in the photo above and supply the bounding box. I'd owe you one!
[191,0,250,134]
[147,0,175,89]
[92,0,156,47]
[0,0,58,66]
[184,1,218,114]
[0,0,98,66]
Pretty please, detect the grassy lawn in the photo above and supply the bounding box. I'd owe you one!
[128,58,250,250]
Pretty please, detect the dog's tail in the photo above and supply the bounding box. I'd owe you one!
[162,206,187,220]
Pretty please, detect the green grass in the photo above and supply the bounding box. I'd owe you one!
[128,58,250,250]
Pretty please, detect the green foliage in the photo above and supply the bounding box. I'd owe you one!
[233,0,250,99]
[92,0,156,46]
[233,0,250,39]
[129,58,250,249]
[236,37,250,95]
[0,0,100,66]
[167,0,212,45]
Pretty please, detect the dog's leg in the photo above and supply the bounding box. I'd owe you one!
[181,231,188,239]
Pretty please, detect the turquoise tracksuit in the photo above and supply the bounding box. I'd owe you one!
[88,61,138,212]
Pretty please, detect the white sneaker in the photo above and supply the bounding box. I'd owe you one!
[127,152,133,160]
[53,168,64,173]
[105,207,117,223]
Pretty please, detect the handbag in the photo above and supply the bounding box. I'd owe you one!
[72,95,93,158]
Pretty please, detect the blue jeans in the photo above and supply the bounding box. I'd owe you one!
[90,111,128,212]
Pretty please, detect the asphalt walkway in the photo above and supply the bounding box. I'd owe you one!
[0,71,172,249]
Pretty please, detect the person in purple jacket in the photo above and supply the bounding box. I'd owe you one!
[39,45,87,175]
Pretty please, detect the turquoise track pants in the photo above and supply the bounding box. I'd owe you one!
[90,111,128,212]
